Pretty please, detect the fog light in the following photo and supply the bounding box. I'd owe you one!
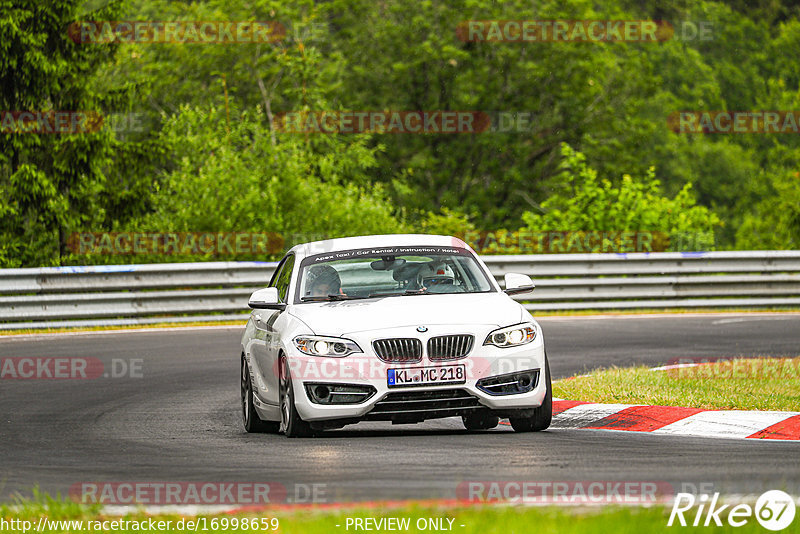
[304,383,377,404]
[477,369,540,396]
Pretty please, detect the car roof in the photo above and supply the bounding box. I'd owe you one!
[288,234,472,258]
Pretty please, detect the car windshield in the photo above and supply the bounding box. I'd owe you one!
[295,246,494,303]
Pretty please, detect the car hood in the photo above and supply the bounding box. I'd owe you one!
[289,292,525,336]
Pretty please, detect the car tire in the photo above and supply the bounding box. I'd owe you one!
[462,413,500,431]
[241,356,279,433]
[279,355,315,438]
[509,354,552,433]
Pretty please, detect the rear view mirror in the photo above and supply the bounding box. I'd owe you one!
[371,257,407,270]
[503,273,535,295]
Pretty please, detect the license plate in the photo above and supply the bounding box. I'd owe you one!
[387,365,466,387]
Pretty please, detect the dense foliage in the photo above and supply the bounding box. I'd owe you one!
[1,0,799,266]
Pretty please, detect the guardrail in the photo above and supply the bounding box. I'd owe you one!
[1,251,799,329]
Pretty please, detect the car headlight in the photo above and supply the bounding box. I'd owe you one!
[293,336,362,357]
[483,323,537,348]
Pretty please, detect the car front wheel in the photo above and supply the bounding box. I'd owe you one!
[279,355,315,438]
[509,354,552,433]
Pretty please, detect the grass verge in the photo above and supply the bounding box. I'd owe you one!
[553,357,800,411]
[0,498,771,534]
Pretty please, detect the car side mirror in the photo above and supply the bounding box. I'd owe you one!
[248,287,286,310]
[503,273,535,295]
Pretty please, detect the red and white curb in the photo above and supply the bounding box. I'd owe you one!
[547,400,800,440]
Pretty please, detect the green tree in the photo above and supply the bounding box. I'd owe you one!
[320,0,663,227]
[6,0,800,268]
[521,144,722,251]
[122,104,406,262]
[735,158,800,250]
[0,0,127,267]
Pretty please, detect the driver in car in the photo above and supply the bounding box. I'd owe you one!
[418,263,457,290]
[306,265,344,297]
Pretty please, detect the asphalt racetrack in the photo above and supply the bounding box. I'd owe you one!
[2,313,799,503]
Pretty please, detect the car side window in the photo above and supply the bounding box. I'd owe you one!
[273,254,295,303]
[269,256,288,288]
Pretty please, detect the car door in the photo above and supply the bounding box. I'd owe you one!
[250,254,295,406]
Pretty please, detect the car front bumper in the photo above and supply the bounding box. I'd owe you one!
[286,324,547,423]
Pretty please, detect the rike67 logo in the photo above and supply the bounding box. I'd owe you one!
[669,490,796,531]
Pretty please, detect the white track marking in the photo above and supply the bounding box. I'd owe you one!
[553,403,639,428]
[652,411,800,439]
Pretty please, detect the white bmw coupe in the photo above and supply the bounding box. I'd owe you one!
[240,234,551,437]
